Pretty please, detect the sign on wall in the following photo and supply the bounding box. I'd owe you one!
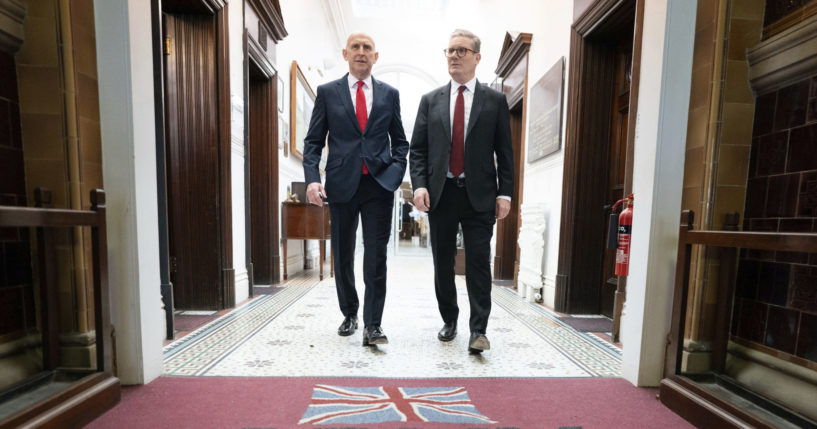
[527,57,565,163]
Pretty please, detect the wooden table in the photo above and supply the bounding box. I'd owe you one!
[281,202,332,280]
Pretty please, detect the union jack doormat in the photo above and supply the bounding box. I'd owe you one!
[298,385,496,425]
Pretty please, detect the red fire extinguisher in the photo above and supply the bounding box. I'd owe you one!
[611,194,634,276]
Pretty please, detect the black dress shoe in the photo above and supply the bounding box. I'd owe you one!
[362,326,388,346]
[468,333,490,353]
[337,316,358,336]
[438,321,457,342]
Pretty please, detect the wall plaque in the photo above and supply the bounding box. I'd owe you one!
[527,57,565,163]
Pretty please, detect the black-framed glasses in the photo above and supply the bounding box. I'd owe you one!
[444,47,477,58]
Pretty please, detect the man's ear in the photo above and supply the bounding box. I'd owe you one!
[373,52,379,64]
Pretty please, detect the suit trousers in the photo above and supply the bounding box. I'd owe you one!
[329,173,394,327]
[429,179,496,334]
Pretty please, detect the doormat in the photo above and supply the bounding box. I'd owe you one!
[253,285,284,295]
[174,314,218,332]
[557,317,613,333]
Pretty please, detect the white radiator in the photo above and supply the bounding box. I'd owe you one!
[516,203,547,302]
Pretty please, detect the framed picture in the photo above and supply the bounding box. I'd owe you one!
[290,61,315,160]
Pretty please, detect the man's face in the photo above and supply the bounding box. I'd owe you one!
[343,34,378,80]
[447,36,480,83]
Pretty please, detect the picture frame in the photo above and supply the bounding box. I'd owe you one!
[289,61,316,160]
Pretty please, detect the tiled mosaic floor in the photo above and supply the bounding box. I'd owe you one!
[163,253,621,378]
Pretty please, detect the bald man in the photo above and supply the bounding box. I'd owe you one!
[303,33,409,346]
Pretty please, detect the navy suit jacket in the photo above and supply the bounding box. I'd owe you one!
[409,80,513,212]
[303,74,409,203]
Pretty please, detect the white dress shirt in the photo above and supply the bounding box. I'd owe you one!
[348,74,373,116]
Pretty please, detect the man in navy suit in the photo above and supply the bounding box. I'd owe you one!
[303,32,409,346]
[410,29,513,353]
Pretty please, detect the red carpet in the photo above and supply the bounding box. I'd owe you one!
[86,377,692,428]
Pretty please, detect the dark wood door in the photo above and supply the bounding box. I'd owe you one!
[248,63,280,285]
[494,104,524,280]
[163,13,223,310]
[600,38,632,318]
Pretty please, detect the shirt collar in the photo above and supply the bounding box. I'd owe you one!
[450,76,477,95]
[348,73,373,90]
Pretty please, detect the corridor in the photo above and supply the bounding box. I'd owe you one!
[87,251,690,428]
[163,251,620,378]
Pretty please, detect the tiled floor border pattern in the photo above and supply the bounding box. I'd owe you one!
[493,288,621,377]
[163,275,318,376]
[163,276,622,377]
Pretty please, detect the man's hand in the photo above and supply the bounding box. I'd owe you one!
[414,188,430,212]
[496,198,510,219]
[306,182,326,206]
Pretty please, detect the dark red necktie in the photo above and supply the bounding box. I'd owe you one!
[356,80,369,174]
[450,85,466,177]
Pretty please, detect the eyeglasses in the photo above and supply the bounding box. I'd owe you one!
[443,47,477,58]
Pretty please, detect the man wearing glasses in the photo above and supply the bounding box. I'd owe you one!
[303,33,409,346]
[409,29,513,353]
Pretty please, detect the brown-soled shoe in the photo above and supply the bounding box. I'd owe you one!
[337,316,358,337]
[468,333,490,354]
[362,326,389,346]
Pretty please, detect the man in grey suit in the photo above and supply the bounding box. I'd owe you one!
[409,29,513,353]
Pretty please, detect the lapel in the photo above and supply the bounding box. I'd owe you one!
[334,73,362,134]
[436,82,451,142]
[367,77,385,134]
[466,79,484,139]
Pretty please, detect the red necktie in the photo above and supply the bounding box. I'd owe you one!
[356,80,369,174]
[450,85,466,177]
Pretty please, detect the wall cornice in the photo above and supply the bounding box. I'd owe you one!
[495,32,532,77]
[247,0,287,42]
[748,15,817,94]
[0,0,26,54]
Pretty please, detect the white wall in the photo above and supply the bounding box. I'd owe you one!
[505,1,573,308]
[277,0,349,276]
[94,0,165,385]
[621,0,696,387]
[229,0,249,303]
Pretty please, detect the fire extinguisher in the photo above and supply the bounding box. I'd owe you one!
[607,194,634,276]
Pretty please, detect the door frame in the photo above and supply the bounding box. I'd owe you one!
[555,0,643,314]
[150,0,173,338]
[244,27,280,289]
[493,32,531,283]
